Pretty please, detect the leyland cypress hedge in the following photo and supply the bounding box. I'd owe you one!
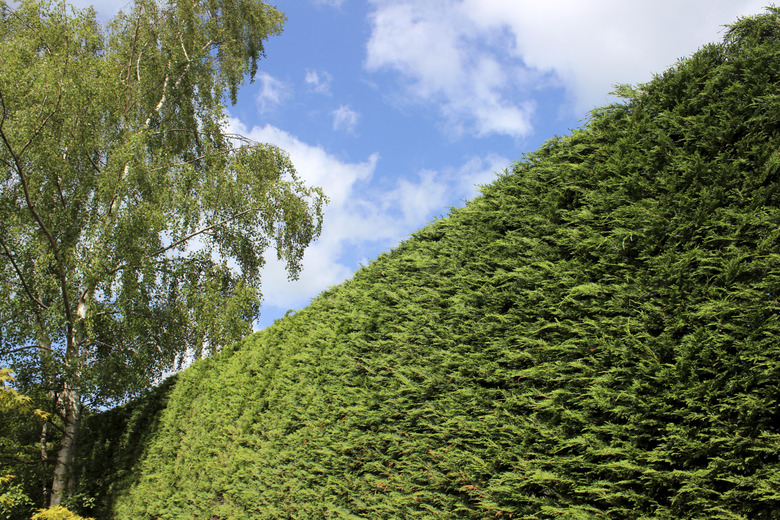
[76,9,780,519]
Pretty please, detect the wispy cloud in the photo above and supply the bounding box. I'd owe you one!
[256,72,290,113]
[332,105,359,133]
[304,69,333,95]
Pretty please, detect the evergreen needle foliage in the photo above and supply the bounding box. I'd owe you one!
[76,8,780,520]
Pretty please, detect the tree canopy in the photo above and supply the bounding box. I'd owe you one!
[0,0,324,508]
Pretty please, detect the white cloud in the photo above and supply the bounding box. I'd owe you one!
[454,154,511,198]
[459,0,768,112]
[231,120,375,206]
[391,169,449,225]
[365,1,537,139]
[332,105,360,133]
[365,0,767,134]
[256,72,290,113]
[304,69,333,94]
[366,2,466,96]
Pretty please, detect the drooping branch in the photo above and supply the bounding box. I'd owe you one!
[0,114,76,355]
[141,35,213,127]
[0,237,48,312]
[87,153,102,174]
[154,207,256,257]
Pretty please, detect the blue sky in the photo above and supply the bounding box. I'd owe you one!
[82,0,767,330]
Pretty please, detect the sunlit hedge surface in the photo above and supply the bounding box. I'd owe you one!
[76,9,780,520]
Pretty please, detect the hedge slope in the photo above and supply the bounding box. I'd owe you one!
[77,9,780,520]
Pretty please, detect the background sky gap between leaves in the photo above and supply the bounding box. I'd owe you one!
[73,0,767,330]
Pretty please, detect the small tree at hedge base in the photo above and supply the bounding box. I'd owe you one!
[0,0,325,506]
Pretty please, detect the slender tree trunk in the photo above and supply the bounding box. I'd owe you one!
[33,317,60,505]
[49,385,82,507]
[40,420,50,506]
[50,293,90,507]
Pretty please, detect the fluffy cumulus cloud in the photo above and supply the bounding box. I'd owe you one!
[365,0,768,134]
[365,0,537,139]
[459,0,767,111]
[332,105,360,133]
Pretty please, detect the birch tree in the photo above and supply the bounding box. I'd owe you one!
[0,0,325,507]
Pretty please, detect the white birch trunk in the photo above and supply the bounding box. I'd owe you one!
[49,386,82,507]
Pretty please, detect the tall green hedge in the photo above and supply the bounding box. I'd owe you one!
[75,8,780,519]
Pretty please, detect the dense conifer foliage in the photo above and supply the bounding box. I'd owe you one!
[75,9,780,519]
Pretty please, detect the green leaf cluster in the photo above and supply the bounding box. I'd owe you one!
[0,0,324,404]
[1,369,51,519]
[76,7,780,520]
[1,0,325,508]
[31,505,94,520]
